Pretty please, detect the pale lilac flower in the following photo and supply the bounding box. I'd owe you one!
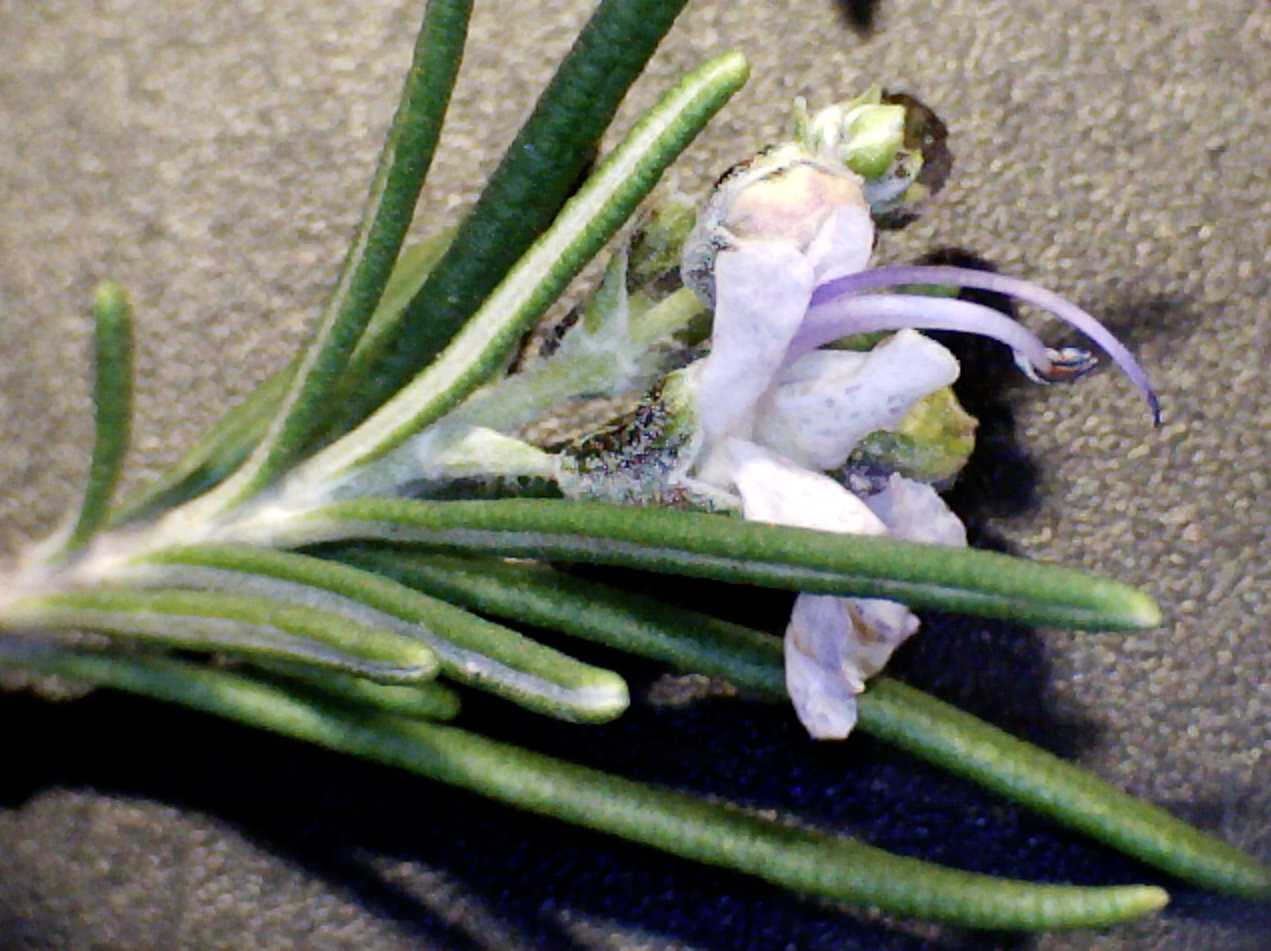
[683,149,1157,739]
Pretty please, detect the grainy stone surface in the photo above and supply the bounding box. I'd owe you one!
[1,1,1268,948]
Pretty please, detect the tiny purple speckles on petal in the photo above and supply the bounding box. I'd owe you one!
[754,329,960,470]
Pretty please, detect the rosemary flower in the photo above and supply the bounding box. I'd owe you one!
[681,106,1158,738]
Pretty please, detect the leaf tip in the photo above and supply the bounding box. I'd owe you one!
[1121,589,1163,630]
[1138,885,1171,914]
[566,674,631,724]
[93,279,130,322]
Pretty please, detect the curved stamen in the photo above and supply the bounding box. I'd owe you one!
[797,292,1055,369]
[810,265,1160,424]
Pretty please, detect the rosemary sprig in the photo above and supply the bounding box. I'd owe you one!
[3,0,1265,935]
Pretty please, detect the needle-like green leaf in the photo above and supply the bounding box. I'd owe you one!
[339,548,784,692]
[209,0,472,508]
[66,281,134,550]
[859,678,1271,899]
[255,659,462,721]
[4,587,439,684]
[272,498,1161,631]
[130,543,628,722]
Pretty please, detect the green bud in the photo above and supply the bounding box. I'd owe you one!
[842,104,908,181]
[797,87,905,182]
[795,89,953,228]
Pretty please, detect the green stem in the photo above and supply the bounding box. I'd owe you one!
[267,498,1159,631]
[19,651,1168,930]
[66,281,134,550]
[296,53,749,485]
[342,550,1271,899]
[331,0,697,433]
[209,0,472,509]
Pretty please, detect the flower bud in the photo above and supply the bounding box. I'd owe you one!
[797,89,908,182]
[796,88,952,228]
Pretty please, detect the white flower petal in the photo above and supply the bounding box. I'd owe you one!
[694,244,815,483]
[838,596,920,680]
[754,329,960,470]
[864,474,969,547]
[725,439,885,534]
[785,591,921,740]
[785,594,862,739]
[803,204,876,285]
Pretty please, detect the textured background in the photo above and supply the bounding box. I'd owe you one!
[1,0,1269,948]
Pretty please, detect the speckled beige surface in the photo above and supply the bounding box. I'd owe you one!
[1,1,1268,949]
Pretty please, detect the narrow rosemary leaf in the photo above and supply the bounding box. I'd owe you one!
[111,233,452,526]
[296,52,750,483]
[25,651,1169,930]
[255,658,462,721]
[4,587,439,685]
[66,281,134,550]
[331,0,697,433]
[275,498,1160,631]
[212,0,473,507]
[336,548,785,694]
[132,544,628,722]
[860,678,1271,900]
[344,550,1271,899]
[344,229,456,382]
